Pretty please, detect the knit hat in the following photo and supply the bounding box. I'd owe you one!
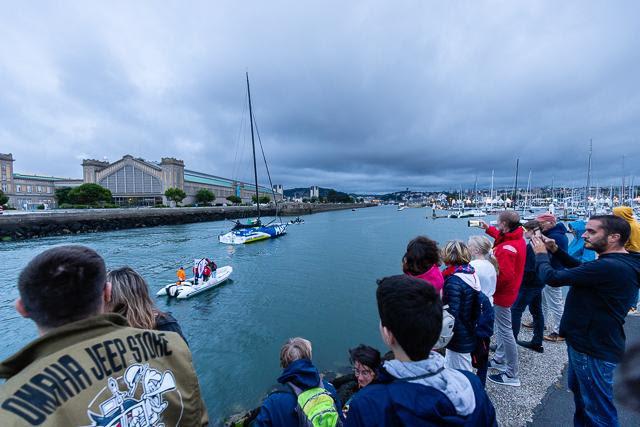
[535,213,557,225]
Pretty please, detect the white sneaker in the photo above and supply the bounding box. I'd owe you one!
[488,373,521,387]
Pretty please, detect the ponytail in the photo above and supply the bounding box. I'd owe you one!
[467,235,499,274]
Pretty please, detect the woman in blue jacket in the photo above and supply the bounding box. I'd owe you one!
[442,241,482,372]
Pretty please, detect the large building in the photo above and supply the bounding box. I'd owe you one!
[82,154,281,207]
[1,152,281,210]
[1,153,82,209]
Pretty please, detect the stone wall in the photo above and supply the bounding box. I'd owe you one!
[0,203,373,240]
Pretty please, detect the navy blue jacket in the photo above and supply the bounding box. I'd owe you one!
[543,223,569,269]
[155,312,188,345]
[521,244,544,289]
[344,367,497,426]
[536,250,640,362]
[443,274,479,353]
[253,359,343,426]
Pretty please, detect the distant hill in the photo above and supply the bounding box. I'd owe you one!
[284,187,353,203]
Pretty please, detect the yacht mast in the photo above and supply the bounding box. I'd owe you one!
[246,72,260,221]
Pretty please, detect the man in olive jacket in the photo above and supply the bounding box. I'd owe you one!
[0,245,209,426]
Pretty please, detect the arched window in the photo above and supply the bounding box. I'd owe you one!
[99,165,162,194]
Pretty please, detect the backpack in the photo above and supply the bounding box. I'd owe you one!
[277,380,343,427]
[433,305,455,350]
[474,291,495,338]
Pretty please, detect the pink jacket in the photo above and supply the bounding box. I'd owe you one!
[409,265,444,293]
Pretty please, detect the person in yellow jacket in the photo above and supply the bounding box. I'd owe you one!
[613,206,640,313]
[0,245,209,426]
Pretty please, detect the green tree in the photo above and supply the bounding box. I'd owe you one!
[310,196,318,203]
[164,187,187,205]
[226,195,242,205]
[0,189,8,206]
[55,187,73,206]
[68,184,112,206]
[195,188,215,205]
[252,195,271,204]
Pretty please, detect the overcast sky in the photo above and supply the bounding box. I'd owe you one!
[1,1,639,193]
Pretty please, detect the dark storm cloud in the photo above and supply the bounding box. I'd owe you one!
[1,1,639,193]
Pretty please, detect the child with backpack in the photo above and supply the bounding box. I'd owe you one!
[253,337,344,427]
[345,275,497,426]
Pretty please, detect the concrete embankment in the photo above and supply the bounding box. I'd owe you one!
[0,203,372,241]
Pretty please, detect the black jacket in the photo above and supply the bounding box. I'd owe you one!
[543,223,569,269]
[536,250,640,362]
[155,312,188,345]
[443,274,480,354]
[521,244,544,289]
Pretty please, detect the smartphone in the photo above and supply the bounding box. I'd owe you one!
[468,220,481,227]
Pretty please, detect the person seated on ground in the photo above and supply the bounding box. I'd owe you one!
[402,236,444,294]
[511,221,545,354]
[253,337,344,426]
[441,240,482,372]
[106,266,188,344]
[337,345,382,417]
[0,245,208,426]
[345,275,497,426]
[176,266,187,283]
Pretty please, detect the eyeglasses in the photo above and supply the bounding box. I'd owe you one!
[353,367,374,377]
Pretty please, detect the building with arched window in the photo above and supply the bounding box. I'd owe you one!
[82,155,280,207]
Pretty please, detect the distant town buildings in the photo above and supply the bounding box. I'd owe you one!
[1,153,281,210]
[273,184,284,195]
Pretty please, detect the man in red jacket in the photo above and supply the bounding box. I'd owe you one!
[480,211,526,386]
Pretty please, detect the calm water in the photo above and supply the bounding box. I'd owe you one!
[0,206,495,424]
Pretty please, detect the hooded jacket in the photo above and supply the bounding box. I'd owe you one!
[0,314,208,426]
[543,222,569,269]
[613,206,640,253]
[486,226,526,307]
[442,267,481,354]
[344,353,497,427]
[253,358,342,426]
[567,220,596,262]
[410,265,445,294]
[536,250,640,362]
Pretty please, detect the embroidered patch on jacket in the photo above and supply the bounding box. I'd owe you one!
[86,363,183,427]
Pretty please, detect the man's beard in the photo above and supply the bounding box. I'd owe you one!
[585,236,607,253]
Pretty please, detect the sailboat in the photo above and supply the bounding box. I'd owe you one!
[218,73,288,244]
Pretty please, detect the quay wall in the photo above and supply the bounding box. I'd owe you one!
[0,203,373,241]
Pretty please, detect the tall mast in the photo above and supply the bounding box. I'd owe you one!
[490,169,494,209]
[512,158,520,209]
[524,170,532,212]
[585,139,592,209]
[246,72,260,220]
[621,155,626,205]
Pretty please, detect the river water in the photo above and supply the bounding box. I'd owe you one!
[0,205,495,424]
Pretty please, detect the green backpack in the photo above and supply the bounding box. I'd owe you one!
[286,380,343,427]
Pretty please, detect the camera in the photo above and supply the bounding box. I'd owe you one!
[468,220,481,227]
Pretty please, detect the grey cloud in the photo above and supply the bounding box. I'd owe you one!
[1,1,639,193]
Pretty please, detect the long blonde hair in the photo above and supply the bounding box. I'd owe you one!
[441,240,472,265]
[106,267,159,330]
[467,235,500,274]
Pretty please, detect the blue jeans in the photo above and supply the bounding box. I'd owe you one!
[511,286,544,345]
[567,345,618,427]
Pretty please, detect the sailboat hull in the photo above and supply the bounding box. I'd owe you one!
[219,223,287,244]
